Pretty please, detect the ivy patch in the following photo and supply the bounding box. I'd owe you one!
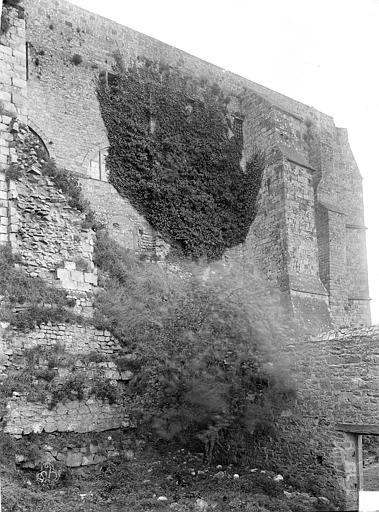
[97,57,264,259]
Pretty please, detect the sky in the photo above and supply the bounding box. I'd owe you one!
[70,0,379,323]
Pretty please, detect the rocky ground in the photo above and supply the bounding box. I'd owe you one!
[1,447,338,512]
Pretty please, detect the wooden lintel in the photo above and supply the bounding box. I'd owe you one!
[336,423,379,435]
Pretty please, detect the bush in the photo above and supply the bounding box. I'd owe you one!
[93,230,183,346]
[90,377,118,404]
[5,164,23,181]
[94,232,297,461]
[49,373,86,409]
[71,54,83,65]
[81,210,106,231]
[41,159,88,212]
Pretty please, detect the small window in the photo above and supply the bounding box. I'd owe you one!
[26,42,29,80]
[88,148,108,181]
[99,70,117,88]
[233,116,244,144]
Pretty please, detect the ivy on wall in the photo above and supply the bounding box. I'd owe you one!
[97,57,265,259]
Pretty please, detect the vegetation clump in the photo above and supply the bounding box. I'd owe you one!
[41,159,87,213]
[94,231,296,462]
[0,344,119,411]
[40,158,104,230]
[97,57,265,259]
[0,245,79,331]
[70,54,83,66]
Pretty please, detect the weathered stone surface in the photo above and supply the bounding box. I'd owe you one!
[4,396,128,435]
[0,0,364,329]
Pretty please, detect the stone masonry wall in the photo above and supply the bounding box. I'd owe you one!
[241,326,378,509]
[0,322,133,437]
[17,0,371,328]
[0,2,28,246]
[15,430,138,469]
[284,326,378,509]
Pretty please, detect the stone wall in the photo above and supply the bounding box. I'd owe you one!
[17,0,370,328]
[4,396,128,436]
[15,431,138,469]
[0,4,376,506]
[0,322,133,436]
[268,326,379,509]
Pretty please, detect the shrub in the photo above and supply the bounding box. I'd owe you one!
[94,232,297,461]
[49,373,86,409]
[81,210,106,231]
[6,164,23,182]
[90,377,118,404]
[74,256,90,272]
[97,57,265,259]
[41,158,88,212]
[71,54,83,65]
[93,230,183,346]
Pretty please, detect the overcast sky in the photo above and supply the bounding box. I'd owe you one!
[70,0,379,322]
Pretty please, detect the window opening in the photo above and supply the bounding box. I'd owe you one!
[232,116,244,144]
[26,42,29,80]
[99,71,117,88]
[88,148,108,181]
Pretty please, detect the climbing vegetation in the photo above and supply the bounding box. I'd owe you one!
[0,245,79,331]
[97,57,265,259]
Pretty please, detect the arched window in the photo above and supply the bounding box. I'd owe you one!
[88,148,108,181]
[28,126,50,158]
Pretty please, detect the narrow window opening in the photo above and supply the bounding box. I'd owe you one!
[232,115,244,145]
[99,71,118,88]
[88,148,108,181]
[26,42,29,80]
[107,72,117,87]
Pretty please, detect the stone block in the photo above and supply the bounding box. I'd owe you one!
[89,443,100,454]
[70,270,84,282]
[0,91,11,102]
[0,46,12,56]
[56,268,70,280]
[44,422,57,433]
[82,454,95,465]
[66,451,83,467]
[77,282,91,292]
[120,370,134,381]
[64,261,76,270]
[84,272,97,285]
[93,454,107,464]
[1,115,12,125]
[66,400,79,410]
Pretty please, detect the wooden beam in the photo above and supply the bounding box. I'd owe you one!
[336,424,379,435]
